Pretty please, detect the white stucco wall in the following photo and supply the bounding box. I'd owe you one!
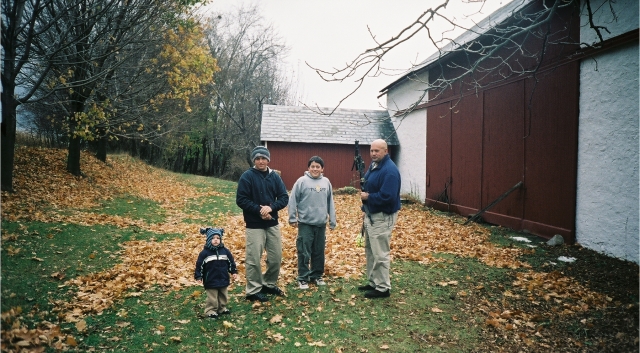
[386,71,429,201]
[577,0,639,263]
[580,0,639,44]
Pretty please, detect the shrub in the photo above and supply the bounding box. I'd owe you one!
[335,186,359,195]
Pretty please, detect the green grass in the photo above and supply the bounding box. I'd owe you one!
[72,258,507,352]
[94,195,167,224]
[0,220,180,330]
[183,175,241,222]
[0,173,505,352]
[180,174,238,194]
[3,171,637,352]
[1,198,507,352]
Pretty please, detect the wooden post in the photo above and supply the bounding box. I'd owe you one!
[464,181,523,225]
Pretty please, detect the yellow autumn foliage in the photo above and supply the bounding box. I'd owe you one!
[158,21,219,112]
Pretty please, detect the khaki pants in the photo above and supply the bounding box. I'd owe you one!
[245,225,282,295]
[205,287,228,315]
[364,211,398,291]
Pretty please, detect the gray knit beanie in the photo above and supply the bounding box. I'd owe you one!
[251,146,270,162]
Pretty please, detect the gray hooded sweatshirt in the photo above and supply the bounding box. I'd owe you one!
[288,171,337,229]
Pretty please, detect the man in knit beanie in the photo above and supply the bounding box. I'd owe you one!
[250,146,270,162]
[236,145,288,302]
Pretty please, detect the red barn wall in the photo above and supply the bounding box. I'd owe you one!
[425,62,579,243]
[424,1,580,243]
[264,142,374,190]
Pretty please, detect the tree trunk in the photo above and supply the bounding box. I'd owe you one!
[173,148,184,172]
[182,150,192,174]
[66,98,86,176]
[130,139,138,157]
[208,147,215,175]
[221,148,231,176]
[149,144,156,164]
[1,92,18,191]
[201,136,208,175]
[96,130,108,162]
[192,149,200,174]
[67,134,83,176]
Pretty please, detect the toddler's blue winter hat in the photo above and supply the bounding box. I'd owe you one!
[200,227,224,246]
[251,146,270,162]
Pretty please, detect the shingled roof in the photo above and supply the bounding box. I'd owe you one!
[260,105,399,145]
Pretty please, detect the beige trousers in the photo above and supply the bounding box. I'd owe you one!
[245,225,282,295]
[364,211,398,291]
[205,287,228,315]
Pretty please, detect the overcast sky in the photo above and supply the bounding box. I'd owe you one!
[204,0,514,110]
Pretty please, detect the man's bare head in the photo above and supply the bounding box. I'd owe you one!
[370,139,388,162]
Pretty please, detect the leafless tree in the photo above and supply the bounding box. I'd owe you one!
[203,5,292,171]
[309,0,616,117]
[1,0,82,190]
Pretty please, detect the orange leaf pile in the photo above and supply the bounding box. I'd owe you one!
[1,146,617,351]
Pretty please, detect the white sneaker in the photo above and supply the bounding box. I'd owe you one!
[314,278,326,286]
[298,280,309,289]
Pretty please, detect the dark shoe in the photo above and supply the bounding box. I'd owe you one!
[357,284,375,291]
[261,285,285,296]
[364,289,390,299]
[207,313,219,320]
[246,292,269,302]
[219,309,231,315]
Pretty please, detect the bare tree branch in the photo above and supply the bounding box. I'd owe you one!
[309,0,614,123]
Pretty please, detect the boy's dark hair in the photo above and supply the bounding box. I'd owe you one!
[308,156,324,168]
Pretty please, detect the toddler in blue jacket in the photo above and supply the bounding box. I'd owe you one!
[194,227,238,319]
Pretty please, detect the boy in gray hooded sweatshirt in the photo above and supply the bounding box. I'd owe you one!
[288,156,337,289]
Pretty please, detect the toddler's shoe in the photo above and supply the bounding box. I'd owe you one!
[207,313,219,320]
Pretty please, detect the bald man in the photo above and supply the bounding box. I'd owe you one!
[357,139,401,298]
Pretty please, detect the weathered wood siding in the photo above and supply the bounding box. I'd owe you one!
[426,59,579,243]
[424,1,580,243]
